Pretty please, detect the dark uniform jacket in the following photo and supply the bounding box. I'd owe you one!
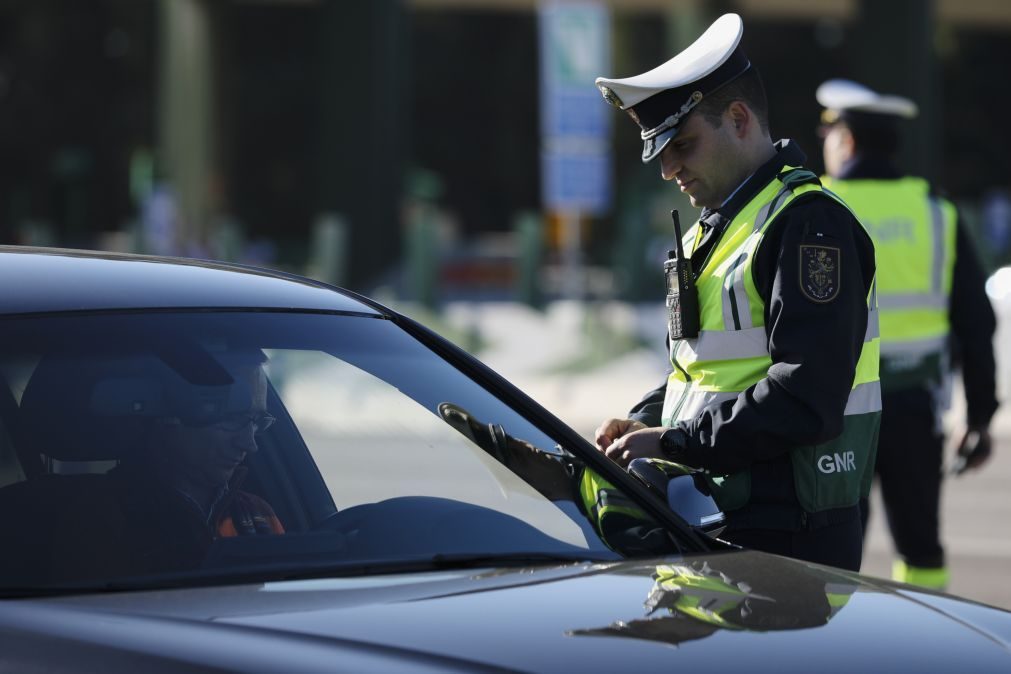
[832,155,998,430]
[629,140,876,529]
[40,465,284,583]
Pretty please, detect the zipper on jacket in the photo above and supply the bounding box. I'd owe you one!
[669,339,694,421]
[668,222,703,424]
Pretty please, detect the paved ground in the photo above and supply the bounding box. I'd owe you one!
[861,397,1011,611]
[425,299,1011,611]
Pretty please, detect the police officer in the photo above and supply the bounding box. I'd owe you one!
[816,79,998,589]
[593,14,881,572]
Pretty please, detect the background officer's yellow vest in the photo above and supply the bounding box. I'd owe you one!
[822,177,956,392]
[662,169,881,513]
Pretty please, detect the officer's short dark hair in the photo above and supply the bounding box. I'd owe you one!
[839,111,901,157]
[694,67,770,133]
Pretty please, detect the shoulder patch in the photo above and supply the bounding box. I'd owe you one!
[799,245,841,303]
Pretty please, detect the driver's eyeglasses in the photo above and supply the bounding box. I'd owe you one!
[185,411,276,434]
[218,411,276,434]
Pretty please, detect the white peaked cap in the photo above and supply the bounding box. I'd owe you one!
[816,79,919,119]
[596,13,744,110]
[595,14,750,163]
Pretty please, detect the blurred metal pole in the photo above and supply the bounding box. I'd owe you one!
[854,0,938,182]
[158,0,215,250]
[560,211,584,301]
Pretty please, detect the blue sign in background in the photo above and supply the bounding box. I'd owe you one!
[542,91,609,139]
[543,151,611,213]
[538,2,611,215]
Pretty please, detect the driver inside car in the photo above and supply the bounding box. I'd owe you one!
[51,349,284,581]
[125,349,285,538]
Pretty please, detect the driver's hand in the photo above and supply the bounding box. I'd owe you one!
[595,418,647,451]
[603,426,665,469]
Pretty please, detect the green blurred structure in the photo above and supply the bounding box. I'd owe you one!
[514,211,545,309]
[308,213,349,288]
[405,201,438,309]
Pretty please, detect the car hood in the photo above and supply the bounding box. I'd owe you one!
[4,550,1011,673]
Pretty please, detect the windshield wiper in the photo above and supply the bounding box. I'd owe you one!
[432,551,618,568]
[277,550,620,582]
[0,552,620,597]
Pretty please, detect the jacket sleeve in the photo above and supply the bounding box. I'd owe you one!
[628,376,669,427]
[948,215,999,428]
[672,196,876,474]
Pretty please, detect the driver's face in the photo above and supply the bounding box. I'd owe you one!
[168,366,268,489]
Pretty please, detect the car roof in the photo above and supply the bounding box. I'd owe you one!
[0,246,386,316]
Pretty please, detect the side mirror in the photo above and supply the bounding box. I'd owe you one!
[628,458,726,538]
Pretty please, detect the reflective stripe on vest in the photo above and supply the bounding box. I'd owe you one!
[822,177,956,389]
[661,168,881,513]
[892,560,949,590]
[578,468,654,547]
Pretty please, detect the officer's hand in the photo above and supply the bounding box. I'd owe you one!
[952,426,992,475]
[595,418,647,451]
[603,426,665,468]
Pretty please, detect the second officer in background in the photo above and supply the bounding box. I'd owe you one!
[817,79,999,590]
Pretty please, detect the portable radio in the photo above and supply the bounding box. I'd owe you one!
[664,209,700,340]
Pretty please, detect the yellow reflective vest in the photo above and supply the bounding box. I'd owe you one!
[822,177,956,392]
[662,169,881,513]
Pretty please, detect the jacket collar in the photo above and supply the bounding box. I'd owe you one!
[698,139,808,230]
[835,154,902,180]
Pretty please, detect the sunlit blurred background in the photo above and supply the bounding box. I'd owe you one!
[3,0,1011,603]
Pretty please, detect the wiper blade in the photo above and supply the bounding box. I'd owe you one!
[0,585,112,599]
[277,551,618,581]
[0,552,620,597]
[0,571,277,597]
[431,551,618,568]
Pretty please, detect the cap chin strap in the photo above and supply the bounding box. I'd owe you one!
[639,60,753,142]
[641,91,703,141]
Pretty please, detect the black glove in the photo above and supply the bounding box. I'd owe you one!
[438,402,576,500]
[950,428,992,476]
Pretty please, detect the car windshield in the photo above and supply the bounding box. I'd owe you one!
[0,310,682,592]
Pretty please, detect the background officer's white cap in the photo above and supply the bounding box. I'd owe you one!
[596,13,751,163]
[816,79,918,124]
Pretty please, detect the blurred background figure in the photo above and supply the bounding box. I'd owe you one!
[817,79,999,590]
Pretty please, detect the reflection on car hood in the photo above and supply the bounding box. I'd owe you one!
[4,551,1011,673]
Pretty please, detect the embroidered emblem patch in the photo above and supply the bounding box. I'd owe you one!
[800,245,840,303]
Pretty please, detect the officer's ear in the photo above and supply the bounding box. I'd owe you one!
[725,100,751,138]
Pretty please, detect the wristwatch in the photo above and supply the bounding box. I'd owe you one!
[659,427,689,460]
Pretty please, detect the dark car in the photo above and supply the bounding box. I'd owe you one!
[0,246,1010,673]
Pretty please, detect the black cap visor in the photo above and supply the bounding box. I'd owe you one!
[642,126,678,163]
[630,47,751,164]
